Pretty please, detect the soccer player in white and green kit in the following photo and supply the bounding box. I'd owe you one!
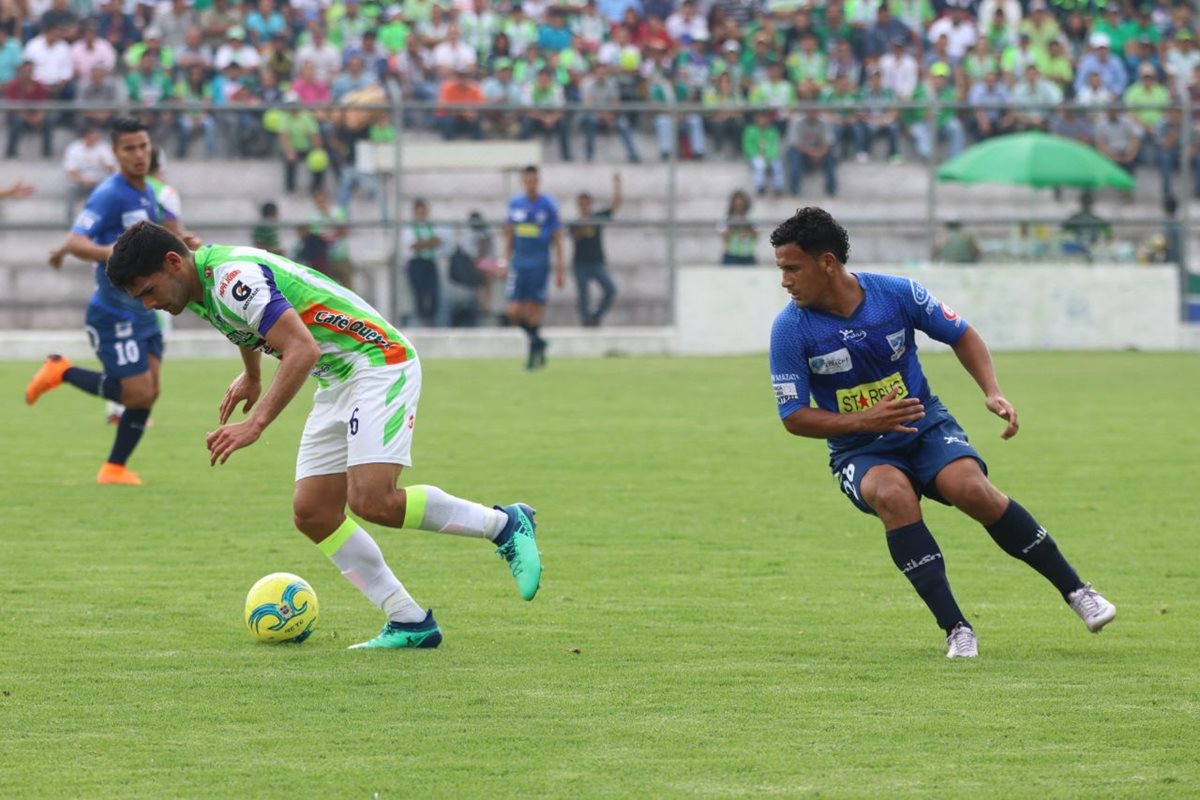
[105,221,543,649]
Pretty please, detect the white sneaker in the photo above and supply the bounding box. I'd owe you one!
[1068,584,1116,633]
[945,622,978,659]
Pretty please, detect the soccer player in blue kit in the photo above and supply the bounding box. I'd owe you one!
[768,208,1115,659]
[502,165,565,369]
[26,117,170,485]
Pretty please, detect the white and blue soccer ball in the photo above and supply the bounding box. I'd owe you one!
[244,572,319,644]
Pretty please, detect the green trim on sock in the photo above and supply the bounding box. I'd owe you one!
[385,371,408,406]
[317,517,358,557]
[402,485,428,530]
[383,402,407,446]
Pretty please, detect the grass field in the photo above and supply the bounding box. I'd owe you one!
[2,351,1198,798]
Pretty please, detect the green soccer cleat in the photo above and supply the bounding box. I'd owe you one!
[494,503,542,601]
[348,610,443,650]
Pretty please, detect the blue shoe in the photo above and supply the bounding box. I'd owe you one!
[348,609,443,650]
[494,503,542,601]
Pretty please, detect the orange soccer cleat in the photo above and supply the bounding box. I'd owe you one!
[96,462,143,485]
[25,354,72,405]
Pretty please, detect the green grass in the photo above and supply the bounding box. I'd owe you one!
[2,351,1198,798]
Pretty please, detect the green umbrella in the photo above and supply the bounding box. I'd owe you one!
[936,131,1135,190]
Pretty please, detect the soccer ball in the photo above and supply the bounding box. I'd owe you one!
[244,572,320,644]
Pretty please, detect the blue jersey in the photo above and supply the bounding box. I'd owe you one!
[72,173,162,319]
[769,272,970,458]
[507,193,559,269]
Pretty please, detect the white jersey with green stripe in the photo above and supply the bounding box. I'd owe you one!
[192,244,417,385]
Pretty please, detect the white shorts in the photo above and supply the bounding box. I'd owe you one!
[295,360,422,481]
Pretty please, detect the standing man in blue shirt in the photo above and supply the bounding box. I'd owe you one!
[768,207,1116,659]
[26,117,167,485]
[502,165,564,369]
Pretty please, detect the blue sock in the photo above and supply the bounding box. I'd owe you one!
[985,499,1083,600]
[107,407,150,466]
[63,367,123,402]
[887,521,969,633]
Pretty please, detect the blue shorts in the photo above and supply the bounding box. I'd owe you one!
[831,416,988,516]
[85,303,163,379]
[506,264,550,304]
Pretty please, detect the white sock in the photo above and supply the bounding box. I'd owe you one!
[404,485,509,540]
[321,521,425,623]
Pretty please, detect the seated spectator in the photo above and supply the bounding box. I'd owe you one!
[1010,63,1062,131]
[1037,38,1074,90]
[243,0,285,46]
[214,26,260,71]
[436,66,484,140]
[1075,69,1114,109]
[174,26,213,73]
[432,22,476,78]
[933,219,982,263]
[331,54,378,102]
[743,109,784,197]
[579,61,640,163]
[77,64,123,128]
[4,61,52,158]
[702,71,745,158]
[0,29,20,86]
[1000,32,1038,76]
[908,63,965,162]
[173,64,217,158]
[863,5,912,61]
[331,0,370,52]
[23,23,74,102]
[124,27,175,73]
[1019,1,1059,54]
[198,0,240,50]
[785,33,826,96]
[62,121,115,221]
[291,59,331,106]
[537,8,572,53]
[1049,107,1093,146]
[1061,191,1112,257]
[152,0,198,51]
[1165,31,1200,91]
[1124,63,1171,159]
[1093,105,1142,174]
[96,0,140,54]
[252,200,282,254]
[1155,108,1200,200]
[278,99,325,193]
[928,4,979,65]
[879,37,916,100]
[70,20,116,82]
[649,61,705,161]
[961,37,999,85]
[748,61,795,131]
[968,69,1015,140]
[667,0,708,44]
[349,30,390,84]
[261,31,293,86]
[1074,33,1128,99]
[520,67,572,161]
[481,58,522,137]
[41,0,80,40]
[821,73,860,158]
[855,68,900,164]
[460,0,499,61]
[785,107,837,198]
[297,20,342,83]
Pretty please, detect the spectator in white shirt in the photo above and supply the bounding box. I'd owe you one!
[70,20,116,81]
[23,23,74,99]
[152,0,199,51]
[296,20,341,82]
[927,6,978,64]
[432,22,476,79]
[62,121,116,221]
[214,26,261,70]
[880,36,918,99]
[666,0,708,44]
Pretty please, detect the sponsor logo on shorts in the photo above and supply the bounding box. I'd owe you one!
[943,435,968,445]
[809,348,853,375]
[836,372,908,413]
[774,381,799,404]
[886,330,906,361]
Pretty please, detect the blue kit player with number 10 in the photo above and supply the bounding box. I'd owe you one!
[25,117,165,485]
[767,207,1115,659]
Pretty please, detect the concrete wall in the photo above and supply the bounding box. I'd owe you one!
[674,264,1183,355]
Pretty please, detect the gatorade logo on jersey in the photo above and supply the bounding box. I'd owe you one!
[231,281,252,302]
[836,372,908,413]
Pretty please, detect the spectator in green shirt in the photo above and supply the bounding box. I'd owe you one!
[743,109,784,196]
[1124,62,1172,153]
[719,190,758,266]
[908,63,965,162]
[278,103,325,193]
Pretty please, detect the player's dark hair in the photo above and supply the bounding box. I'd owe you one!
[261,201,278,218]
[523,165,538,176]
[105,220,188,290]
[110,115,149,145]
[769,207,851,264]
[148,146,163,174]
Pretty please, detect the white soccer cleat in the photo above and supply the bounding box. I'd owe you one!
[1068,584,1116,633]
[945,623,978,659]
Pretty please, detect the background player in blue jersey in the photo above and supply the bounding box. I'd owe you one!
[768,207,1115,659]
[502,165,564,370]
[26,117,166,486]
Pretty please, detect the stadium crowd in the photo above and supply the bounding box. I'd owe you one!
[3,0,1199,200]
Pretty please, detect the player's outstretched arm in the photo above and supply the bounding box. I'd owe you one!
[783,388,925,438]
[64,232,113,264]
[950,326,1019,439]
[206,310,320,465]
[217,346,264,426]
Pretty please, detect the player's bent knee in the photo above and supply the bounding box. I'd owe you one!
[292,506,341,541]
[862,474,919,519]
[945,476,1006,517]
